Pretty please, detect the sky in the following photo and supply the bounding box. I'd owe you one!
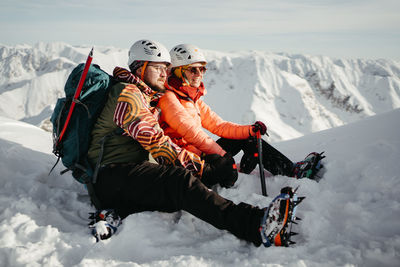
[0,0,399,60]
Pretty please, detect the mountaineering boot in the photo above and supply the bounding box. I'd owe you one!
[88,209,122,242]
[259,187,305,247]
[292,152,326,180]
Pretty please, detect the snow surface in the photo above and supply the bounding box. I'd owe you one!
[0,108,399,266]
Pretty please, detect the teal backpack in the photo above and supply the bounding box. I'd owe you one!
[51,63,115,208]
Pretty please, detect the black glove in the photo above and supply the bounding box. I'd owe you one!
[202,153,238,188]
[252,121,268,136]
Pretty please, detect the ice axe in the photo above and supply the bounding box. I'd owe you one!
[256,130,267,196]
[54,47,94,149]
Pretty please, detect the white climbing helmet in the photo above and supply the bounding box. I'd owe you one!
[128,39,171,66]
[170,44,207,68]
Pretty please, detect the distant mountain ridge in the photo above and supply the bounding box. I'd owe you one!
[1,42,399,141]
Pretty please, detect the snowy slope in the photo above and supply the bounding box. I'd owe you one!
[1,43,399,141]
[0,108,399,267]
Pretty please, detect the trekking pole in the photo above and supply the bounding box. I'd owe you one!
[56,48,94,148]
[256,131,268,196]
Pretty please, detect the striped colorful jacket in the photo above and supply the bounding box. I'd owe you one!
[88,67,204,176]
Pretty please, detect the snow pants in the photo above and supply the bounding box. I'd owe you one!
[94,161,264,246]
[217,137,294,176]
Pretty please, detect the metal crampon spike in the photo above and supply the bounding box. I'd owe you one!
[294,196,306,206]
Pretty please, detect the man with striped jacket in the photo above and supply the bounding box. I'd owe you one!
[87,39,286,248]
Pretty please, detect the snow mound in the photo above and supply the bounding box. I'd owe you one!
[0,108,399,266]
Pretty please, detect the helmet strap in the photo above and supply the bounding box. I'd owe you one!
[173,66,191,86]
[140,61,149,81]
[173,67,182,79]
[181,68,191,86]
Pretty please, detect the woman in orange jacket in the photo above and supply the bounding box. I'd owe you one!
[158,44,323,185]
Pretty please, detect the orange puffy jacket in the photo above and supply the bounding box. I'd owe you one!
[158,76,256,156]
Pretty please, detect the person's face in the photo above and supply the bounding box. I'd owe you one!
[137,62,169,92]
[183,63,206,88]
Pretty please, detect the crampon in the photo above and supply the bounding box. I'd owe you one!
[292,152,326,180]
[88,209,121,242]
[260,186,305,247]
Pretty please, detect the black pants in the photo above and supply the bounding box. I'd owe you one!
[217,137,294,176]
[94,161,264,246]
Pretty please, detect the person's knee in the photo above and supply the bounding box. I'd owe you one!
[242,137,258,154]
[216,138,246,156]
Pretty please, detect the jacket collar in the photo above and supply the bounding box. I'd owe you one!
[166,75,206,102]
[113,67,155,96]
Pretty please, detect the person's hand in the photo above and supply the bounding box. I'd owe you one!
[202,153,238,188]
[252,121,268,136]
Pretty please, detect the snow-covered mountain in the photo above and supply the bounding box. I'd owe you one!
[0,108,399,266]
[1,42,399,141]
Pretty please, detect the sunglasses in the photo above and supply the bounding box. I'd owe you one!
[184,66,207,74]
